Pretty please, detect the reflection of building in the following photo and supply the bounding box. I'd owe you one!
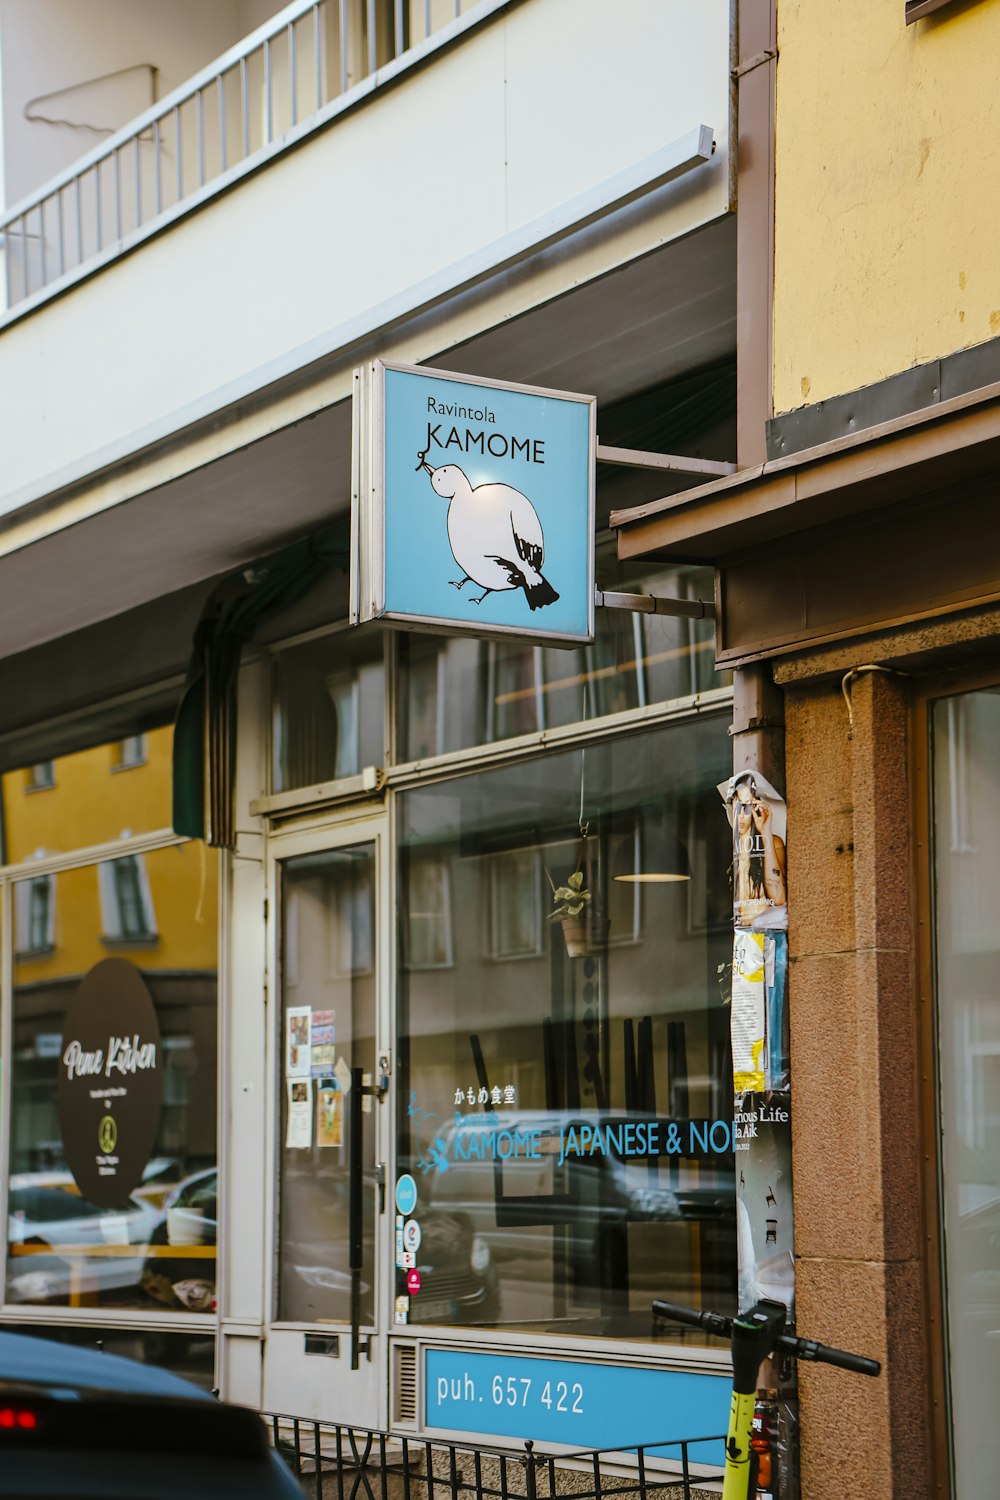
[2,725,218,1316]
[4,727,217,981]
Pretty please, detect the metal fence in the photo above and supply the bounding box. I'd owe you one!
[266,1417,727,1500]
[1,0,482,311]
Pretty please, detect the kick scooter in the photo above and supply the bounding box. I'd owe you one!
[652,1298,880,1500]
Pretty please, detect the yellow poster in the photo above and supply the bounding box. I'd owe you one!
[317,1082,344,1148]
[731,929,767,1092]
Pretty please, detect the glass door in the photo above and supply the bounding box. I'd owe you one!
[929,686,1000,1496]
[262,820,390,1426]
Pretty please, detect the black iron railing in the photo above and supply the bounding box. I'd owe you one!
[265,1418,726,1500]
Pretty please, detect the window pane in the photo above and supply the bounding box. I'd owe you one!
[10,1324,215,1389]
[396,717,735,1343]
[278,845,377,1324]
[6,844,219,1314]
[272,629,385,792]
[931,688,1000,1494]
[396,561,724,761]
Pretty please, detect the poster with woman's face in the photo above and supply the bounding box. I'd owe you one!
[720,772,788,931]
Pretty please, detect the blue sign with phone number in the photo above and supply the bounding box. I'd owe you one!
[424,1349,727,1465]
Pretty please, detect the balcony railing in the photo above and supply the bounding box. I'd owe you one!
[0,0,498,317]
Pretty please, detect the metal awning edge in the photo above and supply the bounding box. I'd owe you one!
[612,372,1000,561]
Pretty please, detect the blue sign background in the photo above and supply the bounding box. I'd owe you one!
[382,367,593,643]
[424,1348,727,1466]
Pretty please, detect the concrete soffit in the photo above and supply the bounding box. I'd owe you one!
[0,126,723,558]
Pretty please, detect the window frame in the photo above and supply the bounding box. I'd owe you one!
[97,852,159,947]
[14,873,56,958]
[911,667,1000,1496]
[0,821,218,1335]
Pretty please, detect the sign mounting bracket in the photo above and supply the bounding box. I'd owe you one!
[596,588,715,621]
[596,444,735,480]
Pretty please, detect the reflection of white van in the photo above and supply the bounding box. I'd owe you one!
[425,1113,734,1263]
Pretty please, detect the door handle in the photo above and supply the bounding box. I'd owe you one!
[349,1066,364,1370]
[375,1161,386,1214]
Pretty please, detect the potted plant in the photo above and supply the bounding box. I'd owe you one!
[548,868,592,958]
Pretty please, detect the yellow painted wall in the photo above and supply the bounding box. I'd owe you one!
[2,727,218,981]
[4,726,174,858]
[773,0,1000,415]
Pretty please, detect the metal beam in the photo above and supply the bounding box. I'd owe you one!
[597,444,735,479]
[596,589,715,621]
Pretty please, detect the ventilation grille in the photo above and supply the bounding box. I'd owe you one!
[393,1343,418,1426]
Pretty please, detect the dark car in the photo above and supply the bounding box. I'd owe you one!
[0,1327,304,1498]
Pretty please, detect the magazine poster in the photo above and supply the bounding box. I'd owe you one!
[285,1006,312,1078]
[310,1010,336,1077]
[286,1078,313,1148]
[719,771,788,932]
[735,1090,794,1315]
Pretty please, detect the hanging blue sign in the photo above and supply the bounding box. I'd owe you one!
[351,362,596,646]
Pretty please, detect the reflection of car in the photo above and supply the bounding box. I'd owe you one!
[7,1176,161,1306]
[404,1209,500,1326]
[424,1112,735,1265]
[141,1169,218,1312]
[0,1325,303,1498]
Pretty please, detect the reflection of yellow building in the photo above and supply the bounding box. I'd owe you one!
[2,725,218,983]
[4,723,219,1214]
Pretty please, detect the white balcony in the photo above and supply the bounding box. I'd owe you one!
[0,0,733,659]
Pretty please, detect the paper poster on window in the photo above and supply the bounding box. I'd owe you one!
[310,1010,336,1077]
[731,930,766,1092]
[719,771,788,931]
[285,1006,312,1077]
[286,1078,313,1148]
[316,1080,344,1148]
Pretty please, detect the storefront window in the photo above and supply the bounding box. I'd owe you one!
[277,846,377,1325]
[272,628,385,792]
[397,562,722,761]
[3,726,219,1317]
[13,1324,216,1389]
[396,717,735,1342]
[931,687,1000,1495]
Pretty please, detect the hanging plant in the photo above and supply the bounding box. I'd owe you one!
[547,868,592,924]
[547,867,592,958]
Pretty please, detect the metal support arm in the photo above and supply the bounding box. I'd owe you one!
[596,589,716,621]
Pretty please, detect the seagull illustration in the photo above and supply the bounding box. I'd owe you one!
[416,448,560,611]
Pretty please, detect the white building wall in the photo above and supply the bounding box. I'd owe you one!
[0,0,281,205]
[0,0,731,518]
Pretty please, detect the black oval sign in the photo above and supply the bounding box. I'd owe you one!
[56,958,163,1209]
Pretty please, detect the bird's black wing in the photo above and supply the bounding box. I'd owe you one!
[511,515,543,574]
[486,555,527,588]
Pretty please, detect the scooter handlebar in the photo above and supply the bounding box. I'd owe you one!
[651,1300,731,1339]
[652,1301,880,1377]
[779,1335,880,1377]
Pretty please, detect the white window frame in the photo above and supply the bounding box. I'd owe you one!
[14,873,55,957]
[97,853,158,944]
[111,734,147,771]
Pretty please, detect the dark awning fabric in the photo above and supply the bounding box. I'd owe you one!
[172,524,349,847]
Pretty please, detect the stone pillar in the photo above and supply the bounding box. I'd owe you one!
[786,669,932,1500]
